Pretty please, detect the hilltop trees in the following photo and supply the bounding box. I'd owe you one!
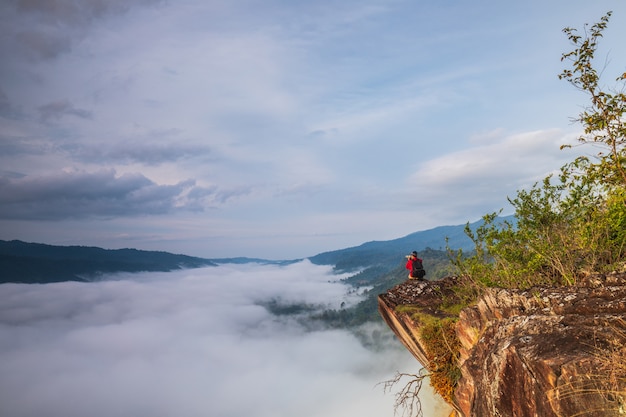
[454,12,626,289]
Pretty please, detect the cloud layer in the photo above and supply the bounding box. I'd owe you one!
[1,1,626,257]
[0,168,205,219]
[0,262,451,417]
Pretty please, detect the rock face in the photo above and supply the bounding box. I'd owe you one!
[378,274,626,417]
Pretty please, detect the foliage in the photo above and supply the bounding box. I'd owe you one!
[399,312,461,403]
[394,307,462,403]
[418,316,461,403]
[452,12,626,291]
[381,311,461,413]
[559,11,626,190]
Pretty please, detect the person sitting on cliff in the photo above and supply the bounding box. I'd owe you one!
[405,251,426,280]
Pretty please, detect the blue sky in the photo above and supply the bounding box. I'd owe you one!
[1,0,626,259]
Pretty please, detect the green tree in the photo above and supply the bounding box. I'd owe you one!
[453,12,626,290]
[559,11,626,191]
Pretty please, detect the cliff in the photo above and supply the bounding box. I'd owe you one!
[378,274,626,417]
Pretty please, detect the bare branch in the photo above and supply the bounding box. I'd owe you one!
[378,370,430,417]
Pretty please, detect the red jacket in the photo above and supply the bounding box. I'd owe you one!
[406,256,423,272]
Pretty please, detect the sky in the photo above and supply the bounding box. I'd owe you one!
[1,0,626,259]
[0,262,452,417]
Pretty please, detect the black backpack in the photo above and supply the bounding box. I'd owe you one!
[412,258,426,279]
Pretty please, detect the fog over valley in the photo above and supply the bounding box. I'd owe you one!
[0,261,450,417]
[3,2,626,415]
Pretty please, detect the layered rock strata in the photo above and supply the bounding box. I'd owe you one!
[378,274,626,417]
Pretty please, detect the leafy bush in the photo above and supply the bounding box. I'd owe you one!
[418,316,461,403]
[452,12,626,291]
[395,304,462,403]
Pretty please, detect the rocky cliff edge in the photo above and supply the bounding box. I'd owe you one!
[378,274,626,417]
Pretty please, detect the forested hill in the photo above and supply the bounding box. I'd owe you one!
[0,240,216,284]
[308,217,497,272]
[0,217,507,285]
[304,218,510,328]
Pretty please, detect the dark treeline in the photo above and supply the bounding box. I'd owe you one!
[0,240,216,284]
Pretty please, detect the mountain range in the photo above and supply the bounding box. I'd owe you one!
[0,217,498,284]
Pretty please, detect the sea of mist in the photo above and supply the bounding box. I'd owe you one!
[0,260,451,417]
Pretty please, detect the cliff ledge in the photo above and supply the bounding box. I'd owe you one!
[378,274,626,417]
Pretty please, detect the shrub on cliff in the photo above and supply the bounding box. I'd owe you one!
[453,12,626,290]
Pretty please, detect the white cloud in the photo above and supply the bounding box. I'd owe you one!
[1,0,626,258]
[0,262,452,417]
[406,129,581,212]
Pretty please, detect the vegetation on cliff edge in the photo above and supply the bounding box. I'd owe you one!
[390,12,626,416]
[452,11,626,292]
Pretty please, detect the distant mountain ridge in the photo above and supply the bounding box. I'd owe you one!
[0,240,216,284]
[0,217,510,284]
[308,216,507,271]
